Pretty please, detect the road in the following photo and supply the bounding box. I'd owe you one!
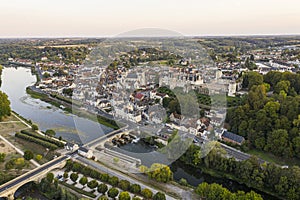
[0,155,68,194]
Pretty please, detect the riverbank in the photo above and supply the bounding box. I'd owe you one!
[26,86,119,130]
[173,160,281,200]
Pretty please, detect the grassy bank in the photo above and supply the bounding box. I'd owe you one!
[26,86,119,129]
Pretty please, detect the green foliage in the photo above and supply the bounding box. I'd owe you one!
[153,192,166,200]
[180,144,300,199]
[70,173,78,183]
[195,182,263,200]
[46,173,54,183]
[35,154,43,161]
[63,172,69,179]
[20,129,64,147]
[15,132,58,150]
[5,157,26,170]
[108,176,119,187]
[107,187,119,199]
[242,71,263,89]
[130,183,141,194]
[147,163,173,183]
[0,153,6,162]
[97,183,108,195]
[23,150,34,160]
[179,178,188,186]
[118,191,131,200]
[45,129,56,137]
[0,91,11,120]
[226,71,300,159]
[141,188,153,199]
[118,180,130,191]
[31,124,38,131]
[87,179,98,189]
[79,176,88,186]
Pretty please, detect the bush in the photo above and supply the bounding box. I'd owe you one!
[108,176,119,187]
[32,124,38,131]
[23,150,34,160]
[97,183,108,195]
[119,191,130,200]
[118,180,130,191]
[108,187,119,199]
[130,184,141,194]
[70,173,78,183]
[79,176,88,187]
[87,180,98,189]
[153,192,166,200]
[141,188,153,199]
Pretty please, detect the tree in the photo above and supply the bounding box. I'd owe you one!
[108,176,119,187]
[100,173,109,182]
[107,187,119,199]
[98,195,108,200]
[274,80,290,94]
[23,150,34,160]
[45,129,56,137]
[265,129,289,156]
[0,91,11,120]
[46,173,54,183]
[0,153,6,162]
[118,180,130,191]
[130,184,141,194]
[147,163,173,183]
[79,176,88,187]
[118,191,130,200]
[153,192,166,200]
[87,179,98,189]
[63,172,69,179]
[35,154,43,161]
[31,124,38,131]
[97,183,108,195]
[179,178,188,186]
[141,188,153,199]
[70,173,78,183]
[98,196,108,200]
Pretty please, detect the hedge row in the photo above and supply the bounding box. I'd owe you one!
[21,130,64,147]
[60,181,97,198]
[15,132,58,150]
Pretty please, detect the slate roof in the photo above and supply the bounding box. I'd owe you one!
[222,131,245,144]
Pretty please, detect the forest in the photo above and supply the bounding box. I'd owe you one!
[226,71,300,159]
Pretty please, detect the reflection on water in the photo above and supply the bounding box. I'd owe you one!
[0,67,113,144]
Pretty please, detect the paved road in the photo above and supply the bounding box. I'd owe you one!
[0,155,68,194]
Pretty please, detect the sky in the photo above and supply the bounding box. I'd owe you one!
[0,0,300,37]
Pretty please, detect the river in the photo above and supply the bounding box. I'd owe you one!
[0,67,113,144]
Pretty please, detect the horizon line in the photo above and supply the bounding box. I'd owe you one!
[1,33,300,39]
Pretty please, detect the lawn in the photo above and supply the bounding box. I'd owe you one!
[248,149,300,167]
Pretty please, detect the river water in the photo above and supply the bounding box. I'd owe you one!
[0,67,113,144]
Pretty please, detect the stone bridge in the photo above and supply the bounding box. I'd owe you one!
[0,155,68,200]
